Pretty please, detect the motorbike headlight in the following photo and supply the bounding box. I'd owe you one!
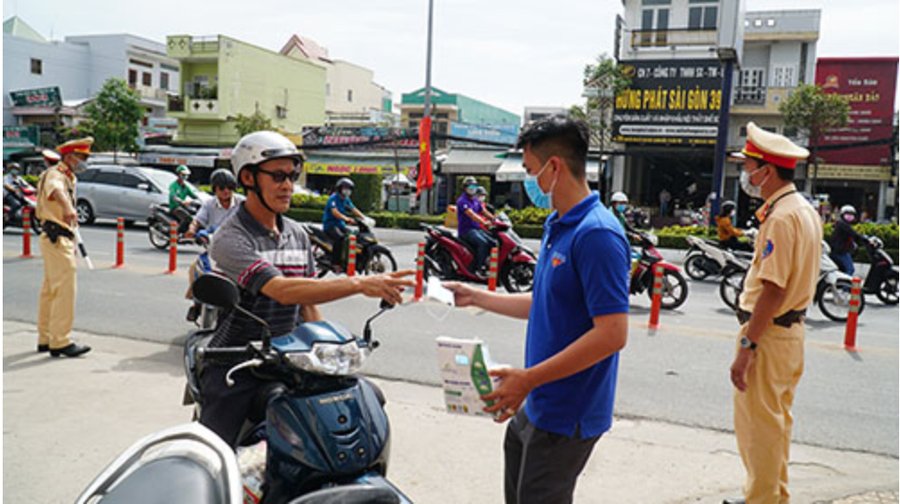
[285,341,369,376]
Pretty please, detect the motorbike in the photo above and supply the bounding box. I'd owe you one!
[683,234,755,281]
[860,236,898,305]
[182,273,411,504]
[3,180,41,234]
[719,241,866,322]
[304,216,397,277]
[147,200,201,250]
[187,228,219,330]
[630,232,689,310]
[421,212,537,293]
[718,253,752,311]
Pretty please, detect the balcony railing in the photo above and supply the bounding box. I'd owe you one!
[168,95,185,113]
[631,28,717,48]
[734,87,767,105]
[133,85,169,102]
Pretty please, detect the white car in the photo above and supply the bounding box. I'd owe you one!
[75,165,210,225]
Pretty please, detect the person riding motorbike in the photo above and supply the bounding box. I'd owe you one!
[184,168,246,322]
[4,162,25,218]
[715,201,753,252]
[200,130,413,447]
[829,205,870,275]
[475,185,496,214]
[456,176,496,275]
[611,191,640,243]
[169,165,199,234]
[322,177,367,272]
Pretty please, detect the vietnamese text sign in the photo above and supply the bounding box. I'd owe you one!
[305,162,413,176]
[9,87,62,108]
[815,164,892,182]
[816,58,898,166]
[613,59,723,146]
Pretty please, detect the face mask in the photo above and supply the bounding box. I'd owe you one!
[342,189,352,198]
[477,195,486,203]
[615,204,627,213]
[72,160,88,174]
[739,166,769,199]
[524,160,557,209]
[843,214,856,223]
[465,186,477,196]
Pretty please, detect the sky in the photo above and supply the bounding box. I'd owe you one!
[3,0,899,117]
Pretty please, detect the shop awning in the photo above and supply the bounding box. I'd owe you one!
[496,156,601,182]
[441,148,504,174]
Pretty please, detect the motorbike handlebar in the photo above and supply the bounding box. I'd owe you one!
[197,346,257,362]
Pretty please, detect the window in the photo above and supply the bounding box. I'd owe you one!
[142,72,152,87]
[95,171,122,186]
[120,173,144,189]
[772,66,796,88]
[128,69,138,87]
[689,4,718,29]
[799,43,808,85]
[767,19,776,27]
[347,90,353,102]
[78,170,98,182]
[753,19,762,27]
[641,6,669,45]
[160,72,170,90]
[409,112,424,119]
[739,126,747,137]
[326,83,331,96]
[30,58,42,75]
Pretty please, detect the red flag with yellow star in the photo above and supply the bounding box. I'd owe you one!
[417,115,433,196]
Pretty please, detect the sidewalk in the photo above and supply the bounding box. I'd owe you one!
[3,319,896,504]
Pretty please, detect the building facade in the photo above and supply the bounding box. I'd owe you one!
[166,34,326,146]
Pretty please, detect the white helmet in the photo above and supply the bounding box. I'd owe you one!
[611,191,628,203]
[230,131,305,183]
[839,204,857,216]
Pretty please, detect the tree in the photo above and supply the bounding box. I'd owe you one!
[83,78,144,162]
[234,111,274,137]
[778,84,850,195]
[576,54,631,151]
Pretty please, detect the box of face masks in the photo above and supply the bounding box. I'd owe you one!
[436,336,507,419]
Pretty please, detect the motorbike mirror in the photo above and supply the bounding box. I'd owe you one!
[193,273,239,308]
[380,299,395,310]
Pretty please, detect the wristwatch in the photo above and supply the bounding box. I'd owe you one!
[740,336,758,351]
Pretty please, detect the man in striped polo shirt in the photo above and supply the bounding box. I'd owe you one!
[200,131,414,447]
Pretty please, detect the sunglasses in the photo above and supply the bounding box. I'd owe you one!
[257,168,300,184]
[216,184,236,191]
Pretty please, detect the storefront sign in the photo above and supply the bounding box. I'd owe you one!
[3,126,40,146]
[815,164,892,182]
[301,126,418,149]
[9,87,62,108]
[305,162,413,176]
[613,59,723,146]
[450,122,519,146]
[816,58,898,166]
[136,153,216,168]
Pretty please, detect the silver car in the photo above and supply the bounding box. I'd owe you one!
[75,165,209,225]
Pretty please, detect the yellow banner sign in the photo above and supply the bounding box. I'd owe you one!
[815,164,892,181]
[305,162,412,176]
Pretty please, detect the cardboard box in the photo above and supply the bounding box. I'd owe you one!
[436,336,506,419]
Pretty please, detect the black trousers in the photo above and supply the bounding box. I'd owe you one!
[720,237,754,252]
[198,365,265,447]
[504,410,600,504]
[325,226,347,266]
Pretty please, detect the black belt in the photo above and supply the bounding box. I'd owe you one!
[41,220,74,244]
[735,308,806,328]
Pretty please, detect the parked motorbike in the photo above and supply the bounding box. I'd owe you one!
[147,201,201,250]
[3,180,41,234]
[719,241,866,322]
[630,232,689,310]
[421,212,537,293]
[304,216,397,277]
[683,234,754,281]
[860,236,898,305]
[75,422,244,504]
[183,273,411,504]
[718,253,751,311]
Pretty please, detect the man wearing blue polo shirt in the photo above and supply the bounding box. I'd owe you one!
[446,116,630,504]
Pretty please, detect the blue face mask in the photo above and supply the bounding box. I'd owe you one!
[465,185,477,196]
[616,204,627,213]
[524,160,555,209]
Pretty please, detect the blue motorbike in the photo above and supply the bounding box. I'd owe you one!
[183,273,411,504]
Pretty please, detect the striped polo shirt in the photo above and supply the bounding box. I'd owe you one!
[209,203,316,348]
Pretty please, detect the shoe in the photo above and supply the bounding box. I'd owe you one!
[37,344,49,353]
[50,343,91,358]
[186,303,201,323]
[722,498,745,504]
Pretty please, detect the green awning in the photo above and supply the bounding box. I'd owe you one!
[3,146,33,160]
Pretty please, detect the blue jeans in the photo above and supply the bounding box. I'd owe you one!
[461,229,496,271]
[830,252,855,275]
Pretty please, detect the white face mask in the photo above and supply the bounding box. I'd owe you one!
[739,166,769,199]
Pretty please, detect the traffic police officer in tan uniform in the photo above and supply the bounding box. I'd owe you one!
[35,137,93,358]
[724,123,822,504]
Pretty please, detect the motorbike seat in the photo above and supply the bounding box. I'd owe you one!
[288,484,400,504]
[97,457,221,504]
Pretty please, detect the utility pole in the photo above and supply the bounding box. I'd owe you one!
[418,0,434,216]
[711,54,736,220]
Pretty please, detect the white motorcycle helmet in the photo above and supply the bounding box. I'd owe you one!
[611,191,628,204]
[839,204,857,223]
[230,131,305,186]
